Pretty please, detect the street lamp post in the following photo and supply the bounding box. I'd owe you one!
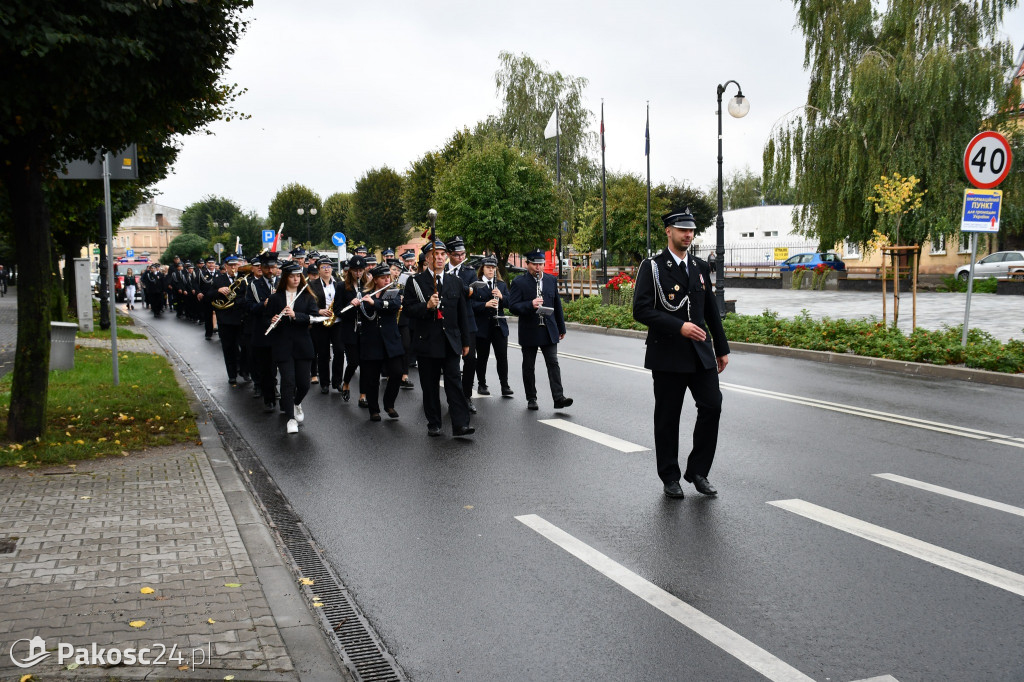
[715,80,750,318]
[212,219,230,262]
[297,204,317,246]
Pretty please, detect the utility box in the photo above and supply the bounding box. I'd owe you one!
[74,258,94,333]
[50,322,78,371]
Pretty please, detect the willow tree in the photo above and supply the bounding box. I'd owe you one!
[763,0,1020,249]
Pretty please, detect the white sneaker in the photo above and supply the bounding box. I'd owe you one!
[294,404,304,423]
[286,419,298,434]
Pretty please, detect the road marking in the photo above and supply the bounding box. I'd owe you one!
[515,513,816,682]
[873,474,1024,519]
[769,499,1024,598]
[538,419,648,452]
[543,348,1024,449]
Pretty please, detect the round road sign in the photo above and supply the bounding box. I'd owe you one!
[964,131,1013,189]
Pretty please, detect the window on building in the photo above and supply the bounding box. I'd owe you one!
[959,233,972,254]
[740,232,754,238]
[930,233,945,255]
[763,230,778,237]
[844,241,861,259]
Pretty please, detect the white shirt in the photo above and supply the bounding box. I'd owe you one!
[668,249,688,276]
[321,278,335,306]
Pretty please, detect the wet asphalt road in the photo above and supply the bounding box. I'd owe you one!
[137,310,1024,682]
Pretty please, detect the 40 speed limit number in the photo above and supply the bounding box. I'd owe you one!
[964,131,1013,189]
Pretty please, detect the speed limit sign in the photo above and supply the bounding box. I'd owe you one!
[964,131,1013,189]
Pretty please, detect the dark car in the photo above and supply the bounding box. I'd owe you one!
[778,252,846,272]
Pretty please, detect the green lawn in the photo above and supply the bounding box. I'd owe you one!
[0,347,197,466]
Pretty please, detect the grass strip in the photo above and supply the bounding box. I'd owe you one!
[0,347,198,466]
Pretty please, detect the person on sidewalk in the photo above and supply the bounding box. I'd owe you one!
[404,239,474,438]
[123,268,137,311]
[471,256,513,397]
[508,250,572,411]
[265,261,318,434]
[632,209,730,499]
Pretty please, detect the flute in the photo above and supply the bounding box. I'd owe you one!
[335,281,399,315]
[264,283,310,335]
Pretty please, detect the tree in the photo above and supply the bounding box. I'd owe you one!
[320,192,352,246]
[162,233,209,266]
[764,0,1019,249]
[349,167,407,252]
[575,173,669,265]
[267,183,322,249]
[0,0,250,441]
[433,137,560,273]
[179,195,241,239]
[491,51,597,197]
[722,167,763,210]
[656,182,716,236]
[404,129,473,231]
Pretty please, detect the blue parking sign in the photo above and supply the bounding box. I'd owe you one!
[126,249,134,258]
[332,232,346,246]
[262,229,275,244]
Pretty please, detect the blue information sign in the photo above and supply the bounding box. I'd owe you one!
[961,189,1002,233]
[332,232,346,246]
[126,248,134,258]
[262,229,275,244]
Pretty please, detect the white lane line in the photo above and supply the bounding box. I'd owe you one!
[548,348,1024,449]
[769,499,1024,598]
[538,419,649,453]
[873,474,1024,519]
[515,514,816,682]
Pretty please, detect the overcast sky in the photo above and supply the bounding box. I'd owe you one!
[151,0,1024,217]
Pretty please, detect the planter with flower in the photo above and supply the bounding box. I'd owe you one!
[602,273,635,306]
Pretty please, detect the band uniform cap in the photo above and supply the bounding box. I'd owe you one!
[290,248,306,258]
[422,239,447,254]
[386,258,403,268]
[354,245,368,255]
[347,255,367,270]
[259,251,279,265]
[524,250,547,264]
[401,249,416,261]
[382,248,396,257]
[184,261,194,268]
[249,256,261,266]
[308,251,321,259]
[279,261,303,276]
[223,254,239,264]
[316,256,333,267]
[480,256,499,267]
[364,255,378,266]
[205,256,217,264]
[662,209,697,230]
[445,236,466,252]
[369,263,391,278]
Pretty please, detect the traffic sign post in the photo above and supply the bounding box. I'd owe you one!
[262,229,275,246]
[332,233,347,266]
[961,132,1011,346]
[126,248,134,259]
[213,242,224,264]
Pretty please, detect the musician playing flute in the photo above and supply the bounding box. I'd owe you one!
[338,255,369,405]
[507,250,573,411]
[357,264,405,421]
[265,261,319,435]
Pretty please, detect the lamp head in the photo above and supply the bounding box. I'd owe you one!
[728,93,750,118]
[296,208,304,216]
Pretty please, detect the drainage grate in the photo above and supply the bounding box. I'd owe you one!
[0,537,17,554]
[151,330,407,682]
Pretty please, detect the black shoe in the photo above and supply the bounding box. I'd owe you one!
[477,384,490,395]
[229,379,238,387]
[553,396,573,409]
[321,386,330,394]
[341,389,350,402]
[453,425,475,437]
[358,398,368,408]
[663,481,685,499]
[369,413,381,422]
[401,379,415,390]
[254,386,262,399]
[684,473,718,496]
[385,408,399,419]
[263,402,276,413]
[427,425,442,437]
[501,385,514,397]
[205,336,213,340]
[239,372,251,382]
[409,361,417,368]
[527,399,538,410]
[467,399,477,414]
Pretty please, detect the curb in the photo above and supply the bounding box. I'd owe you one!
[558,321,1024,389]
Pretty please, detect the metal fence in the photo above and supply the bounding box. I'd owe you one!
[689,240,819,266]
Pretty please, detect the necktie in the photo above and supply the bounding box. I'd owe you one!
[436,275,442,289]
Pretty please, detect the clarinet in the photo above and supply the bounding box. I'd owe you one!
[536,274,545,326]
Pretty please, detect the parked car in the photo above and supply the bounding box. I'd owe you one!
[778,252,846,272]
[954,250,1024,281]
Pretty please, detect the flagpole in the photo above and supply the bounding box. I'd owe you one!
[601,99,607,283]
[556,103,562,279]
[645,101,651,259]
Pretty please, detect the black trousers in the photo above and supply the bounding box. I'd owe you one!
[399,325,412,375]
[461,332,476,398]
[360,356,403,414]
[277,358,311,420]
[341,341,360,386]
[476,330,509,388]
[254,345,276,404]
[521,343,564,402]
[652,368,722,484]
[218,323,242,381]
[203,302,215,337]
[311,324,344,387]
[418,347,470,429]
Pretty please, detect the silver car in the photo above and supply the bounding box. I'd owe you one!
[955,250,1024,281]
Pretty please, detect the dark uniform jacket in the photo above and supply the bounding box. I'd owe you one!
[404,270,470,358]
[470,278,510,340]
[263,288,318,362]
[508,272,565,347]
[447,263,478,334]
[244,276,274,347]
[338,281,366,345]
[208,272,244,325]
[632,249,730,372]
[357,290,404,360]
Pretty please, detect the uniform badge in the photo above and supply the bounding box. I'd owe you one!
[673,284,680,291]
[668,293,675,301]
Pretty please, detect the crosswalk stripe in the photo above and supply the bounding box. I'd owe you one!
[769,499,1024,598]
[873,474,1024,518]
[515,514,817,682]
[538,419,648,452]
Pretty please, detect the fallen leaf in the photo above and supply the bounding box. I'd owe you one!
[20,675,31,682]
[140,587,155,594]
[312,602,323,607]
[224,583,241,588]
[299,578,314,586]
[129,620,145,628]
[155,596,168,601]
[464,505,474,510]
[224,676,235,680]
[178,665,189,671]
[80,496,91,500]
[66,663,79,670]
[207,618,216,624]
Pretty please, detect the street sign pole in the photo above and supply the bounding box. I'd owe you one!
[102,152,119,386]
[962,233,978,347]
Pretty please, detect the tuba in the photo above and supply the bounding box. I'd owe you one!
[211,275,246,310]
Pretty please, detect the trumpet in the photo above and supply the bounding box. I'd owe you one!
[211,275,246,310]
